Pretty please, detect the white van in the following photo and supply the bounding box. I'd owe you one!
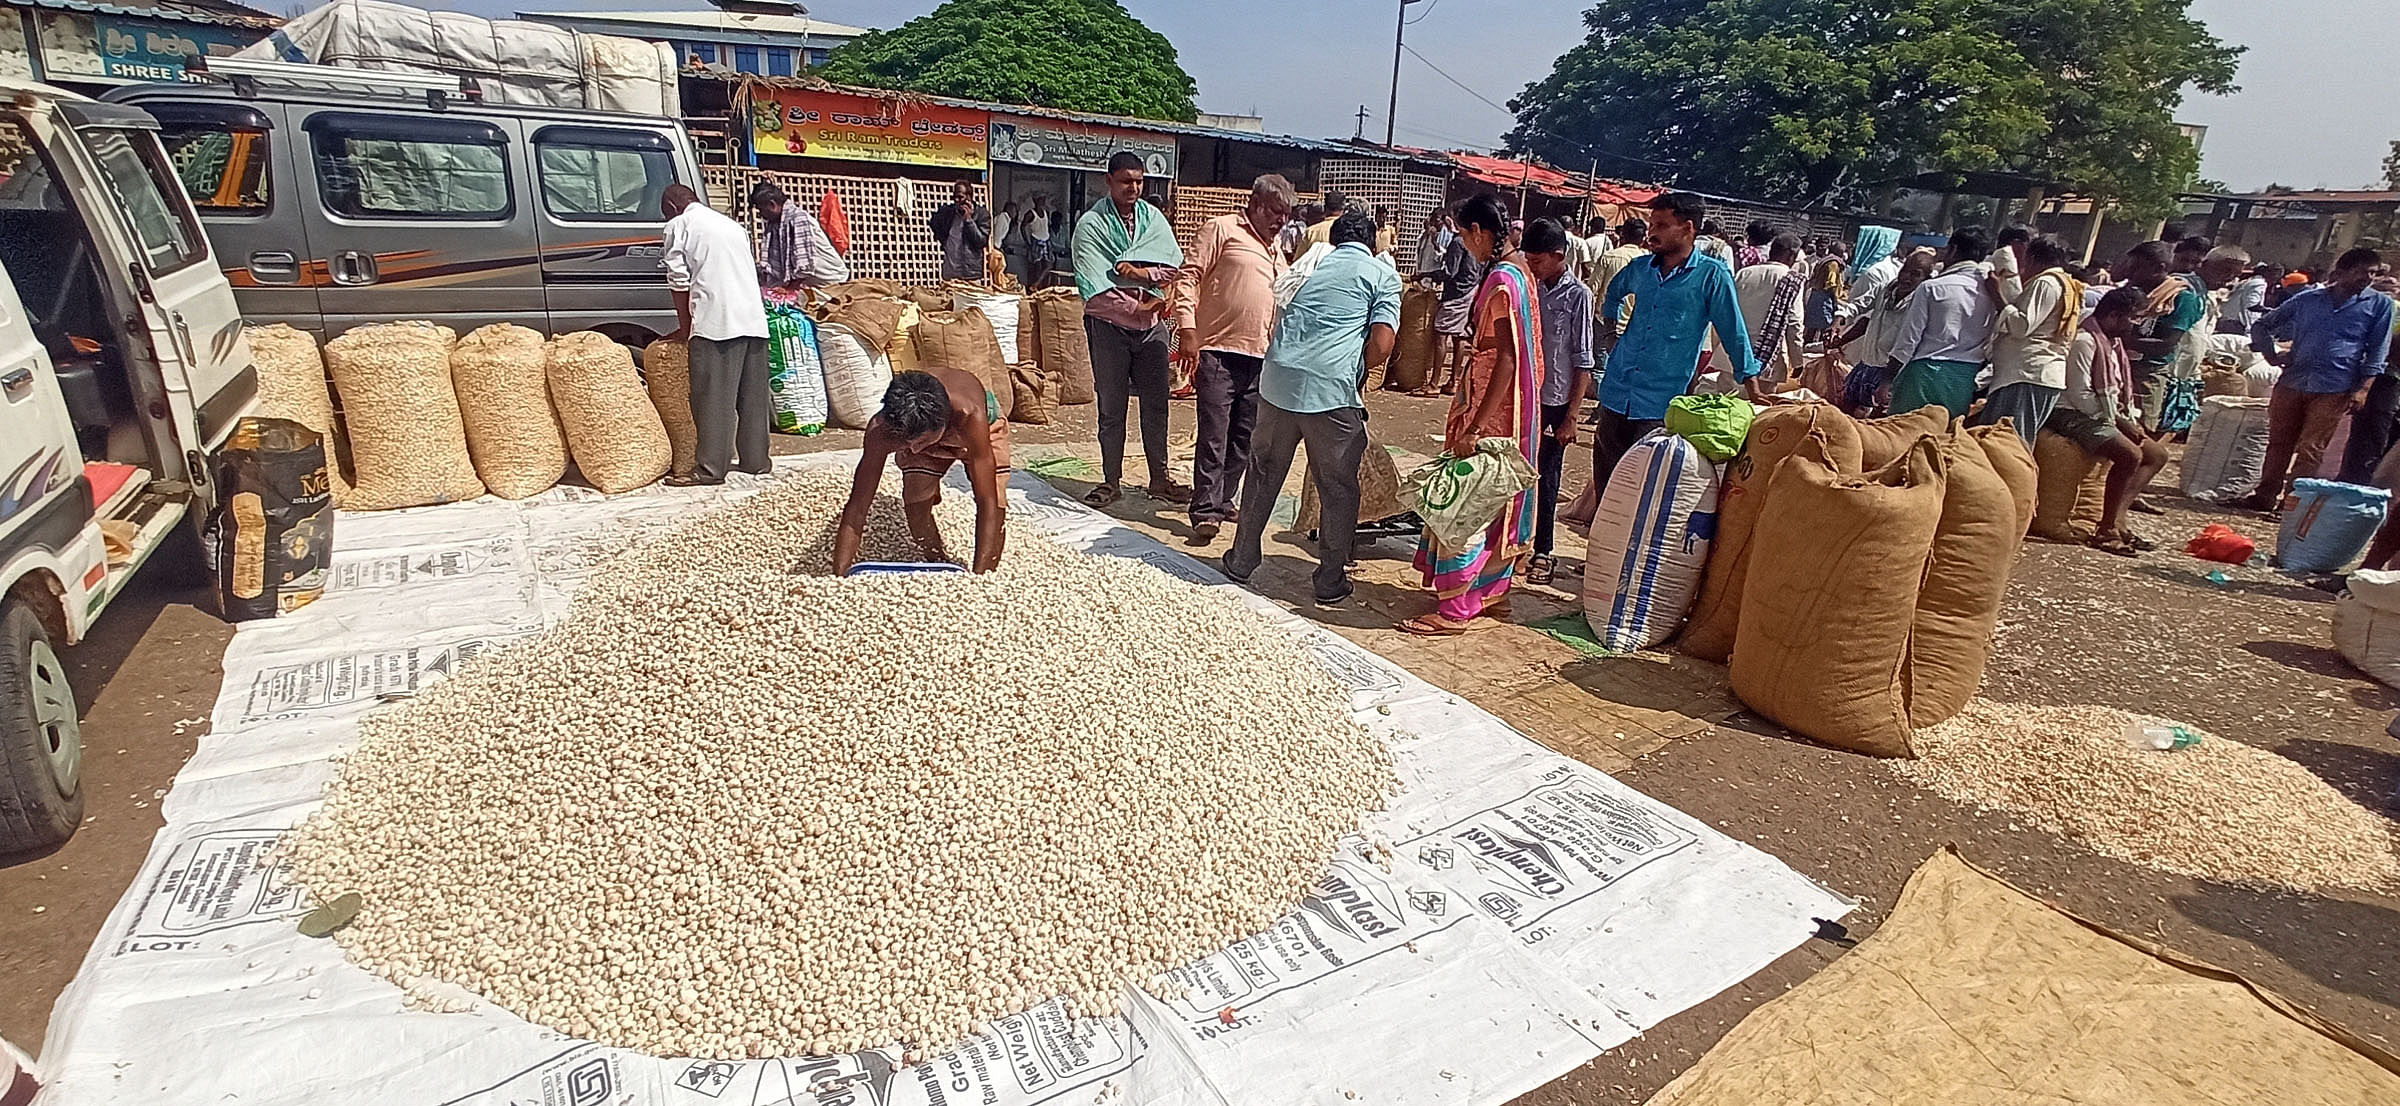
[0,78,254,855]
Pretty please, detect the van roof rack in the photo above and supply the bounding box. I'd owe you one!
[186,56,481,112]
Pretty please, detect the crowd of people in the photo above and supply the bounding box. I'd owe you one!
[670,154,2400,604]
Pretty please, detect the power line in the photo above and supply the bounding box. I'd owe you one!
[1399,44,1515,119]
[1403,0,1442,25]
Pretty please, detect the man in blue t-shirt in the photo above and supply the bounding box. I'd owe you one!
[1586,192,1760,500]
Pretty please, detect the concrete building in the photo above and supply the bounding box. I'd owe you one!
[518,5,869,78]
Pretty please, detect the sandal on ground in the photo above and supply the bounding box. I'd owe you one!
[1147,481,1194,505]
[2123,529,2159,552]
[1397,613,1478,637]
[1408,388,1441,398]
[2128,497,2166,516]
[1527,555,1557,586]
[1085,484,1123,507]
[2090,531,2140,558]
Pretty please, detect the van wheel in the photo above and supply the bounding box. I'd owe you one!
[0,597,83,855]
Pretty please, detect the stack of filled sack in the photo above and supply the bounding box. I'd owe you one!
[245,322,675,510]
[1581,402,2036,757]
[766,279,1095,432]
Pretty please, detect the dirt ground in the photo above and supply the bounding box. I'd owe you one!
[2,382,2393,1105]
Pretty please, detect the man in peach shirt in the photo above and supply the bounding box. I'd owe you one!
[1176,173,1296,543]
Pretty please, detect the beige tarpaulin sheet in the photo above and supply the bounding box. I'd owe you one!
[1648,848,2400,1105]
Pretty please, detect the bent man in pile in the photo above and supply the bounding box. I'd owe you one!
[834,369,1009,575]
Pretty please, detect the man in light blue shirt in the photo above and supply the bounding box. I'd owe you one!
[1591,192,1759,501]
[1888,226,2000,418]
[1224,209,1401,606]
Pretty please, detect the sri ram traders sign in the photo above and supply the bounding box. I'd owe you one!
[34,13,255,83]
[749,88,988,170]
[988,113,1176,177]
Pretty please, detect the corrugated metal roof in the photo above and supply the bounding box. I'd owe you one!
[5,0,282,29]
[718,73,1405,160]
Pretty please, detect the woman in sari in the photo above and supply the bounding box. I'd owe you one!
[1401,194,1543,636]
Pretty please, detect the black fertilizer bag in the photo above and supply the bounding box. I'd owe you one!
[215,416,334,621]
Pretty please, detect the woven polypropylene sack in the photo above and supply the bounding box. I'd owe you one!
[2030,430,2107,542]
[891,302,924,375]
[448,324,566,499]
[767,306,829,433]
[1034,289,1095,404]
[1298,432,1406,532]
[1663,393,1755,462]
[913,307,1013,420]
[2181,396,2272,503]
[819,296,906,358]
[1855,404,1950,468]
[323,322,483,511]
[2277,479,2390,573]
[1390,285,1440,392]
[1908,425,2025,728]
[1584,430,1721,652]
[950,287,1024,364]
[1731,433,1946,757]
[642,338,697,479]
[1679,403,1864,662]
[818,321,893,429]
[545,331,669,493]
[245,323,351,504]
[2334,569,2400,687]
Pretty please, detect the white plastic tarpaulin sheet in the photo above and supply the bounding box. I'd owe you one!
[239,0,682,118]
[33,456,1850,1106]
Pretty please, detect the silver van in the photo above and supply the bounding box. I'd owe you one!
[103,77,703,344]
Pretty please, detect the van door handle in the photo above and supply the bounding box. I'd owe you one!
[248,250,299,284]
[329,250,379,286]
[1,366,30,402]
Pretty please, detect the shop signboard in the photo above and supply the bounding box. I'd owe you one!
[988,113,1177,178]
[749,88,988,170]
[35,13,252,83]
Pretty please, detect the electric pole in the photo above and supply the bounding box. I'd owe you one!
[1385,0,1424,148]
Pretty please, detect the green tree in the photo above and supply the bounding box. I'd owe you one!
[1508,0,2237,217]
[818,0,1198,122]
[2382,141,2400,191]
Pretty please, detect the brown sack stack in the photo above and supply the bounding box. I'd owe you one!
[912,307,1015,421]
[450,324,567,499]
[1907,423,2030,728]
[546,332,670,493]
[1679,403,1864,662]
[1388,285,1441,392]
[1031,288,1095,405]
[2030,429,2108,542]
[1855,404,1952,467]
[641,338,698,480]
[245,324,352,505]
[324,322,485,511]
[1731,433,1947,757]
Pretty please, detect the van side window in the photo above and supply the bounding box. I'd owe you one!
[308,114,511,221]
[533,127,674,223]
[84,128,208,273]
[158,122,269,215]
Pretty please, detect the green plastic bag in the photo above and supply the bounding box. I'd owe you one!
[1664,393,1755,462]
[1399,437,1537,551]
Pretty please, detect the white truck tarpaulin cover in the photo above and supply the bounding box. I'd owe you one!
[237,0,681,118]
[32,457,1851,1106]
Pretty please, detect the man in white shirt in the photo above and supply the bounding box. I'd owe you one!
[1988,225,2030,302]
[661,183,772,485]
[1733,232,1805,382]
[1889,226,2001,418]
[1973,234,2079,447]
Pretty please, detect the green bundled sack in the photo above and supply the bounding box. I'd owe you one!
[1665,393,1755,462]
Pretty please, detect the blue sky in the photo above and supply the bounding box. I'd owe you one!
[418,0,2393,192]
